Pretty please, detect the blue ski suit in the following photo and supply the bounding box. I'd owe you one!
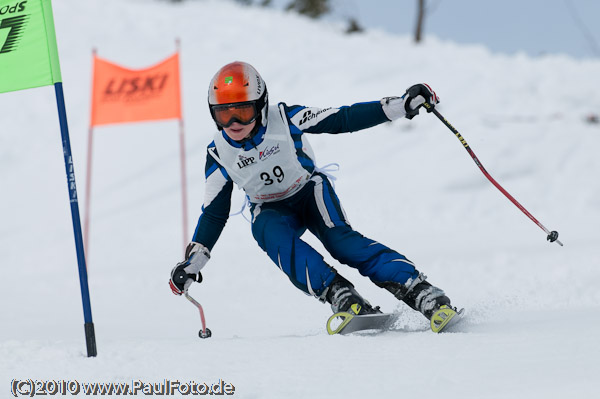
[192,100,420,299]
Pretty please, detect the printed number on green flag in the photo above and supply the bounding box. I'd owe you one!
[0,0,62,93]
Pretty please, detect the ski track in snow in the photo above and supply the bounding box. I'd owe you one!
[1,1,599,398]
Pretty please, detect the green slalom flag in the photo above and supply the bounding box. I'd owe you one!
[1,0,97,357]
[0,0,62,93]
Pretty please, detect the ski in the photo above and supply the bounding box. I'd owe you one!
[326,306,465,335]
[326,312,400,335]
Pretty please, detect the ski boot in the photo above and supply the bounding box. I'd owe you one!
[376,274,462,333]
[325,274,381,334]
[326,274,380,316]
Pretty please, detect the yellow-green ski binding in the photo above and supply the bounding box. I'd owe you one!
[326,311,355,335]
[327,304,363,334]
[430,305,463,333]
[327,304,401,335]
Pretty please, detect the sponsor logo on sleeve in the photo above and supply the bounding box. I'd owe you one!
[296,107,334,126]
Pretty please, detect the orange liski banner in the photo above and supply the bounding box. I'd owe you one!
[85,49,188,264]
[90,53,181,126]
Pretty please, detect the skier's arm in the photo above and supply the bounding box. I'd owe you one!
[287,101,388,134]
[192,144,234,251]
[287,84,439,134]
[170,144,233,295]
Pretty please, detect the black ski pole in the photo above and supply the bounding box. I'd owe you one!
[423,103,562,246]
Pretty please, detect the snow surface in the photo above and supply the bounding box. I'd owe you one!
[1,0,600,398]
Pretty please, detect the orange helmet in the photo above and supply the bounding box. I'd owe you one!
[208,61,268,129]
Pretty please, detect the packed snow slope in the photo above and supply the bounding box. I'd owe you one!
[1,0,599,398]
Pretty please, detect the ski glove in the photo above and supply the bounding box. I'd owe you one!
[380,83,439,121]
[169,242,210,295]
[403,83,439,119]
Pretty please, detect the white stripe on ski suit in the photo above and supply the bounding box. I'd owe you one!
[312,174,335,228]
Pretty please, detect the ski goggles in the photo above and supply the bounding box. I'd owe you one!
[211,102,258,128]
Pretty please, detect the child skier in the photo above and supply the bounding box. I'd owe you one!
[169,61,457,331]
